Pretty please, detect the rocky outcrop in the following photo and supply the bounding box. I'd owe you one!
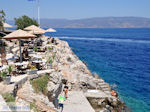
[47,71,63,102]
[52,38,127,111]
[87,97,127,112]
[16,70,63,112]
[16,81,57,112]
[53,39,111,93]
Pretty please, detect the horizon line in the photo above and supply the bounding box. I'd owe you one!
[6,16,150,21]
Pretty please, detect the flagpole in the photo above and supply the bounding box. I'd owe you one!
[37,0,40,26]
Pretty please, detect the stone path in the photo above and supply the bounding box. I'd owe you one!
[62,91,95,112]
[0,69,54,94]
[0,95,11,112]
[11,74,28,83]
[0,74,28,94]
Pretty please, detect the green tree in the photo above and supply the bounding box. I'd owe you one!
[0,10,6,32]
[14,15,39,30]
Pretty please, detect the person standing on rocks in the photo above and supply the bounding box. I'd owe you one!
[63,82,69,99]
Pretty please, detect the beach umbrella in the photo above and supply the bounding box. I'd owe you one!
[3,22,13,28]
[24,25,45,34]
[3,29,36,63]
[46,28,56,32]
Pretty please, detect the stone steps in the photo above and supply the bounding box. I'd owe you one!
[100,85,108,88]
[98,82,111,94]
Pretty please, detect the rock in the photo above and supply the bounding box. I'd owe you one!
[16,81,57,111]
[49,71,61,84]
[93,73,100,79]
[98,99,105,106]
[47,81,56,92]
[35,100,57,112]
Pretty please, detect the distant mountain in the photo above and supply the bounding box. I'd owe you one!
[7,17,150,28]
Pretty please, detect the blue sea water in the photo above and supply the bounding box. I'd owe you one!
[46,28,150,112]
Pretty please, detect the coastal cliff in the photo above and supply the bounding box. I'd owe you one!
[15,38,127,112]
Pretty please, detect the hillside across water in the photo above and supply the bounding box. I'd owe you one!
[7,17,150,28]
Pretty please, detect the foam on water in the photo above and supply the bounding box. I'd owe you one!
[56,36,150,44]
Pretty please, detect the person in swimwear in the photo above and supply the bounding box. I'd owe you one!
[111,90,118,97]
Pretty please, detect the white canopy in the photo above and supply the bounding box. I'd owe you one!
[46,28,56,32]
[3,22,13,28]
[24,25,46,34]
[3,29,36,63]
[3,29,36,39]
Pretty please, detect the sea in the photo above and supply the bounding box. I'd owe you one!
[45,28,150,112]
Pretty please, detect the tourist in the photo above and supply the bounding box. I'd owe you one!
[63,85,68,99]
[58,95,65,112]
[111,90,118,97]
[63,80,69,99]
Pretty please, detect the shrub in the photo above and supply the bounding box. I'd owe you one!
[30,74,49,95]
[47,55,55,64]
[48,58,52,64]
[33,47,38,52]
[48,47,53,50]
[52,55,55,60]
[8,66,13,74]
[0,71,7,79]
[30,100,40,112]
[30,65,37,70]
[2,93,15,102]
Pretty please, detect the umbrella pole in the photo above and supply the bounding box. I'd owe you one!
[19,39,22,63]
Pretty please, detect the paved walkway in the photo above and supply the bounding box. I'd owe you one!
[0,69,54,94]
[0,74,28,94]
[62,91,95,112]
[11,74,28,83]
[0,95,11,112]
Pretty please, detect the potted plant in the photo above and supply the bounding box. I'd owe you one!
[28,65,38,75]
[0,72,5,82]
[0,75,3,82]
[8,66,13,75]
[48,47,53,52]
[4,66,12,84]
[33,47,38,52]
[47,41,50,44]
[1,71,11,84]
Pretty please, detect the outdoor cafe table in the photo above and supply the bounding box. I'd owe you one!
[15,62,28,66]
[45,44,54,47]
[6,53,14,60]
[32,60,43,70]
[15,62,28,73]
[32,60,43,63]
[29,53,36,57]
[29,54,42,59]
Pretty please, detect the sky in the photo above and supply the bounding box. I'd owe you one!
[0,0,150,20]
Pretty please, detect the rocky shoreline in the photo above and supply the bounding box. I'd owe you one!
[52,38,127,112]
[1,38,127,112]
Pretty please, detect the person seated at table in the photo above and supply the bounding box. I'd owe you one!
[24,48,29,57]
[36,63,42,70]
[51,38,55,43]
